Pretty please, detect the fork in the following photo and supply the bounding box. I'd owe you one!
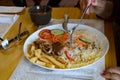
[69,4,92,48]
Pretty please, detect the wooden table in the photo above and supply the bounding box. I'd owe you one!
[0,7,117,80]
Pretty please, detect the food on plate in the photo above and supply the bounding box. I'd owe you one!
[51,29,65,36]
[39,29,69,43]
[25,28,102,69]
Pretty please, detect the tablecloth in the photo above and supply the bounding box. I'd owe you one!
[9,19,105,80]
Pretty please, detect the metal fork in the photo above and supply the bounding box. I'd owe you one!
[69,4,92,48]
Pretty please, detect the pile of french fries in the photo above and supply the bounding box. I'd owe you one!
[26,44,68,69]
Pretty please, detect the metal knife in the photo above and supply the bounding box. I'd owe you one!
[0,30,29,49]
[9,30,29,43]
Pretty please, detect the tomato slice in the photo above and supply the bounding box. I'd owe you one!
[64,50,75,61]
[39,29,52,40]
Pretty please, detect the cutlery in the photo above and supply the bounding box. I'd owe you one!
[17,22,22,40]
[0,37,4,41]
[9,30,29,43]
[0,30,29,49]
[62,14,69,32]
[62,14,74,48]
[0,22,29,49]
[69,4,92,48]
[73,3,92,29]
[69,27,76,48]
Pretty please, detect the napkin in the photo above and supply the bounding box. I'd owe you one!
[10,56,105,80]
[0,6,24,13]
[0,14,19,37]
[10,19,105,80]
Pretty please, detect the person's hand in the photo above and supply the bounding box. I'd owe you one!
[79,0,113,18]
[102,67,120,80]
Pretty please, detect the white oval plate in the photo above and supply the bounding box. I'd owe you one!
[23,23,109,71]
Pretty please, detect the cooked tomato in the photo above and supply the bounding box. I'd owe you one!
[39,29,52,39]
[64,50,75,61]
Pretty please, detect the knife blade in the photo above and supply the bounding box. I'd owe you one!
[9,30,29,43]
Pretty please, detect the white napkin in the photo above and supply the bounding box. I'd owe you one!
[0,14,19,37]
[0,14,18,23]
[9,19,105,80]
[0,6,24,13]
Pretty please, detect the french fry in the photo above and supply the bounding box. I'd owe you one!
[43,54,65,68]
[30,57,38,63]
[25,52,31,58]
[53,55,67,65]
[38,56,52,64]
[28,44,36,57]
[30,44,35,51]
[45,63,55,68]
[27,44,32,53]
[34,49,42,58]
[36,60,46,66]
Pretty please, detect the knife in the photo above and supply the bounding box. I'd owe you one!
[9,30,29,43]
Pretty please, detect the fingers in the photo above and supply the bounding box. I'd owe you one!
[79,0,108,15]
[92,0,106,7]
[79,0,105,10]
[102,72,120,80]
[102,67,120,80]
[106,67,120,75]
[90,0,107,14]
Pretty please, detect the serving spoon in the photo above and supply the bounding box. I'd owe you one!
[62,14,74,48]
[62,14,69,32]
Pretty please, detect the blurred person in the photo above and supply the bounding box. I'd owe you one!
[13,0,45,7]
[26,0,49,7]
[79,0,113,18]
[13,0,80,7]
[59,0,79,7]
[25,0,61,7]
[13,0,27,6]
[79,0,120,80]
[47,0,61,7]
